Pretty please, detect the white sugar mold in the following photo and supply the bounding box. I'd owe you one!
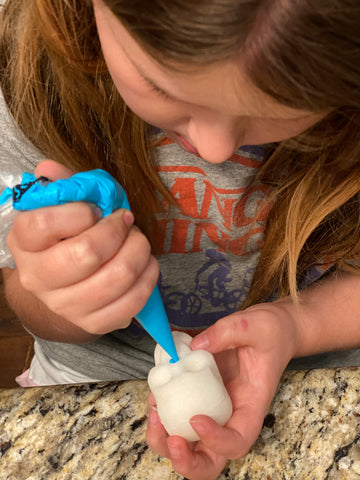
[147,331,233,441]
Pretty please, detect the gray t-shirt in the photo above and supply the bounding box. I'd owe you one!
[1,88,359,381]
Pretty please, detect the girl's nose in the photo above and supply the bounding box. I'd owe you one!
[187,113,243,164]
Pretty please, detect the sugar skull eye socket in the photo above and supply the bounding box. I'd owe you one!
[182,350,214,372]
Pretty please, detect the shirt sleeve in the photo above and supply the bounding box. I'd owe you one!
[0,88,44,268]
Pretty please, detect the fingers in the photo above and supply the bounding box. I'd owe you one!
[166,436,226,480]
[186,374,265,459]
[190,316,283,462]
[146,383,267,478]
[191,310,275,356]
[146,394,228,480]
[146,393,169,458]
[190,384,267,460]
[49,225,154,303]
[12,208,134,285]
[191,313,251,354]
[8,207,134,286]
[34,159,74,180]
[147,419,226,480]
[191,417,244,459]
[9,202,106,252]
[191,307,297,379]
[147,400,271,480]
[62,254,159,334]
[8,199,159,333]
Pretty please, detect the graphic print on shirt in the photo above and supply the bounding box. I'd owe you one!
[152,139,272,333]
[158,250,256,325]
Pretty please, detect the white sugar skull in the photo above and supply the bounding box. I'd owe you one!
[148,331,233,441]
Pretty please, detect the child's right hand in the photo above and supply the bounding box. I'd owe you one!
[6,160,160,335]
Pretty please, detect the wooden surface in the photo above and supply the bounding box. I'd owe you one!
[0,273,34,388]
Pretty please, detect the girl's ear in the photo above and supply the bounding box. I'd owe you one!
[35,159,74,181]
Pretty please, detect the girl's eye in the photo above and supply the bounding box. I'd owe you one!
[149,83,174,101]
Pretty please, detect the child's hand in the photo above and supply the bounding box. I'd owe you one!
[6,160,159,335]
[146,300,300,480]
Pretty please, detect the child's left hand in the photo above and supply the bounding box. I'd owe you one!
[146,300,301,480]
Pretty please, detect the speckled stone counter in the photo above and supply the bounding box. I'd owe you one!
[0,368,359,480]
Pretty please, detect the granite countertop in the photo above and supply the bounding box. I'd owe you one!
[0,368,359,480]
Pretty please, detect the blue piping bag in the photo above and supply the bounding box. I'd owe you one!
[0,169,179,363]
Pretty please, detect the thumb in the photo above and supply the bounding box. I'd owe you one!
[35,159,74,181]
[191,312,253,354]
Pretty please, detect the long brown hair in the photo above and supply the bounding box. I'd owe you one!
[1,0,360,305]
[0,0,171,235]
[104,0,360,304]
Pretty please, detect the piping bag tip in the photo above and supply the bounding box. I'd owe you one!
[135,286,179,363]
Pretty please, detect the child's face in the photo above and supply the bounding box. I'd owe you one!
[94,0,326,164]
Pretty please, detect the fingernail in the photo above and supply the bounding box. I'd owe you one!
[123,210,134,227]
[91,205,103,219]
[190,419,206,435]
[191,333,209,350]
[148,409,159,426]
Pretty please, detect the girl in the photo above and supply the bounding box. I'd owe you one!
[1,0,360,478]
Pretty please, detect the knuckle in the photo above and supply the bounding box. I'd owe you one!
[214,432,251,460]
[76,313,132,336]
[111,241,156,287]
[150,256,160,277]
[11,212,27,237]
[140,232,152,254]
[5,229,15,250]
[136,290,151,311]
[131,227,152,252]
[68,235,101,270]
[144,424,164,454]
[134,279,157,312]
[80,322,104,336]
[145,259,160,292]
[121,317,132,328]
[147,274,158,296]
[29,208,58,237]
[228,445,251,460]
[258,314,277,339]
[18,270,36,292]
[43,291,68,316]
[115,258,136,283]
[226,315,246,343]
[60,311,99,335]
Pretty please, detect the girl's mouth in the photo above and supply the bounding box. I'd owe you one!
[175,133,200,155]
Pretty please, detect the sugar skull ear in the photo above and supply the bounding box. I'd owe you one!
[148,331,233,441]
[147,364,173,388]
[181,349,214,372]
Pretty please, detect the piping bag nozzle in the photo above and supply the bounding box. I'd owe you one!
[135,286,179,363]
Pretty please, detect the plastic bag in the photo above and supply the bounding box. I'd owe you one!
[0,169,131,269]
[0,170,23,269]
